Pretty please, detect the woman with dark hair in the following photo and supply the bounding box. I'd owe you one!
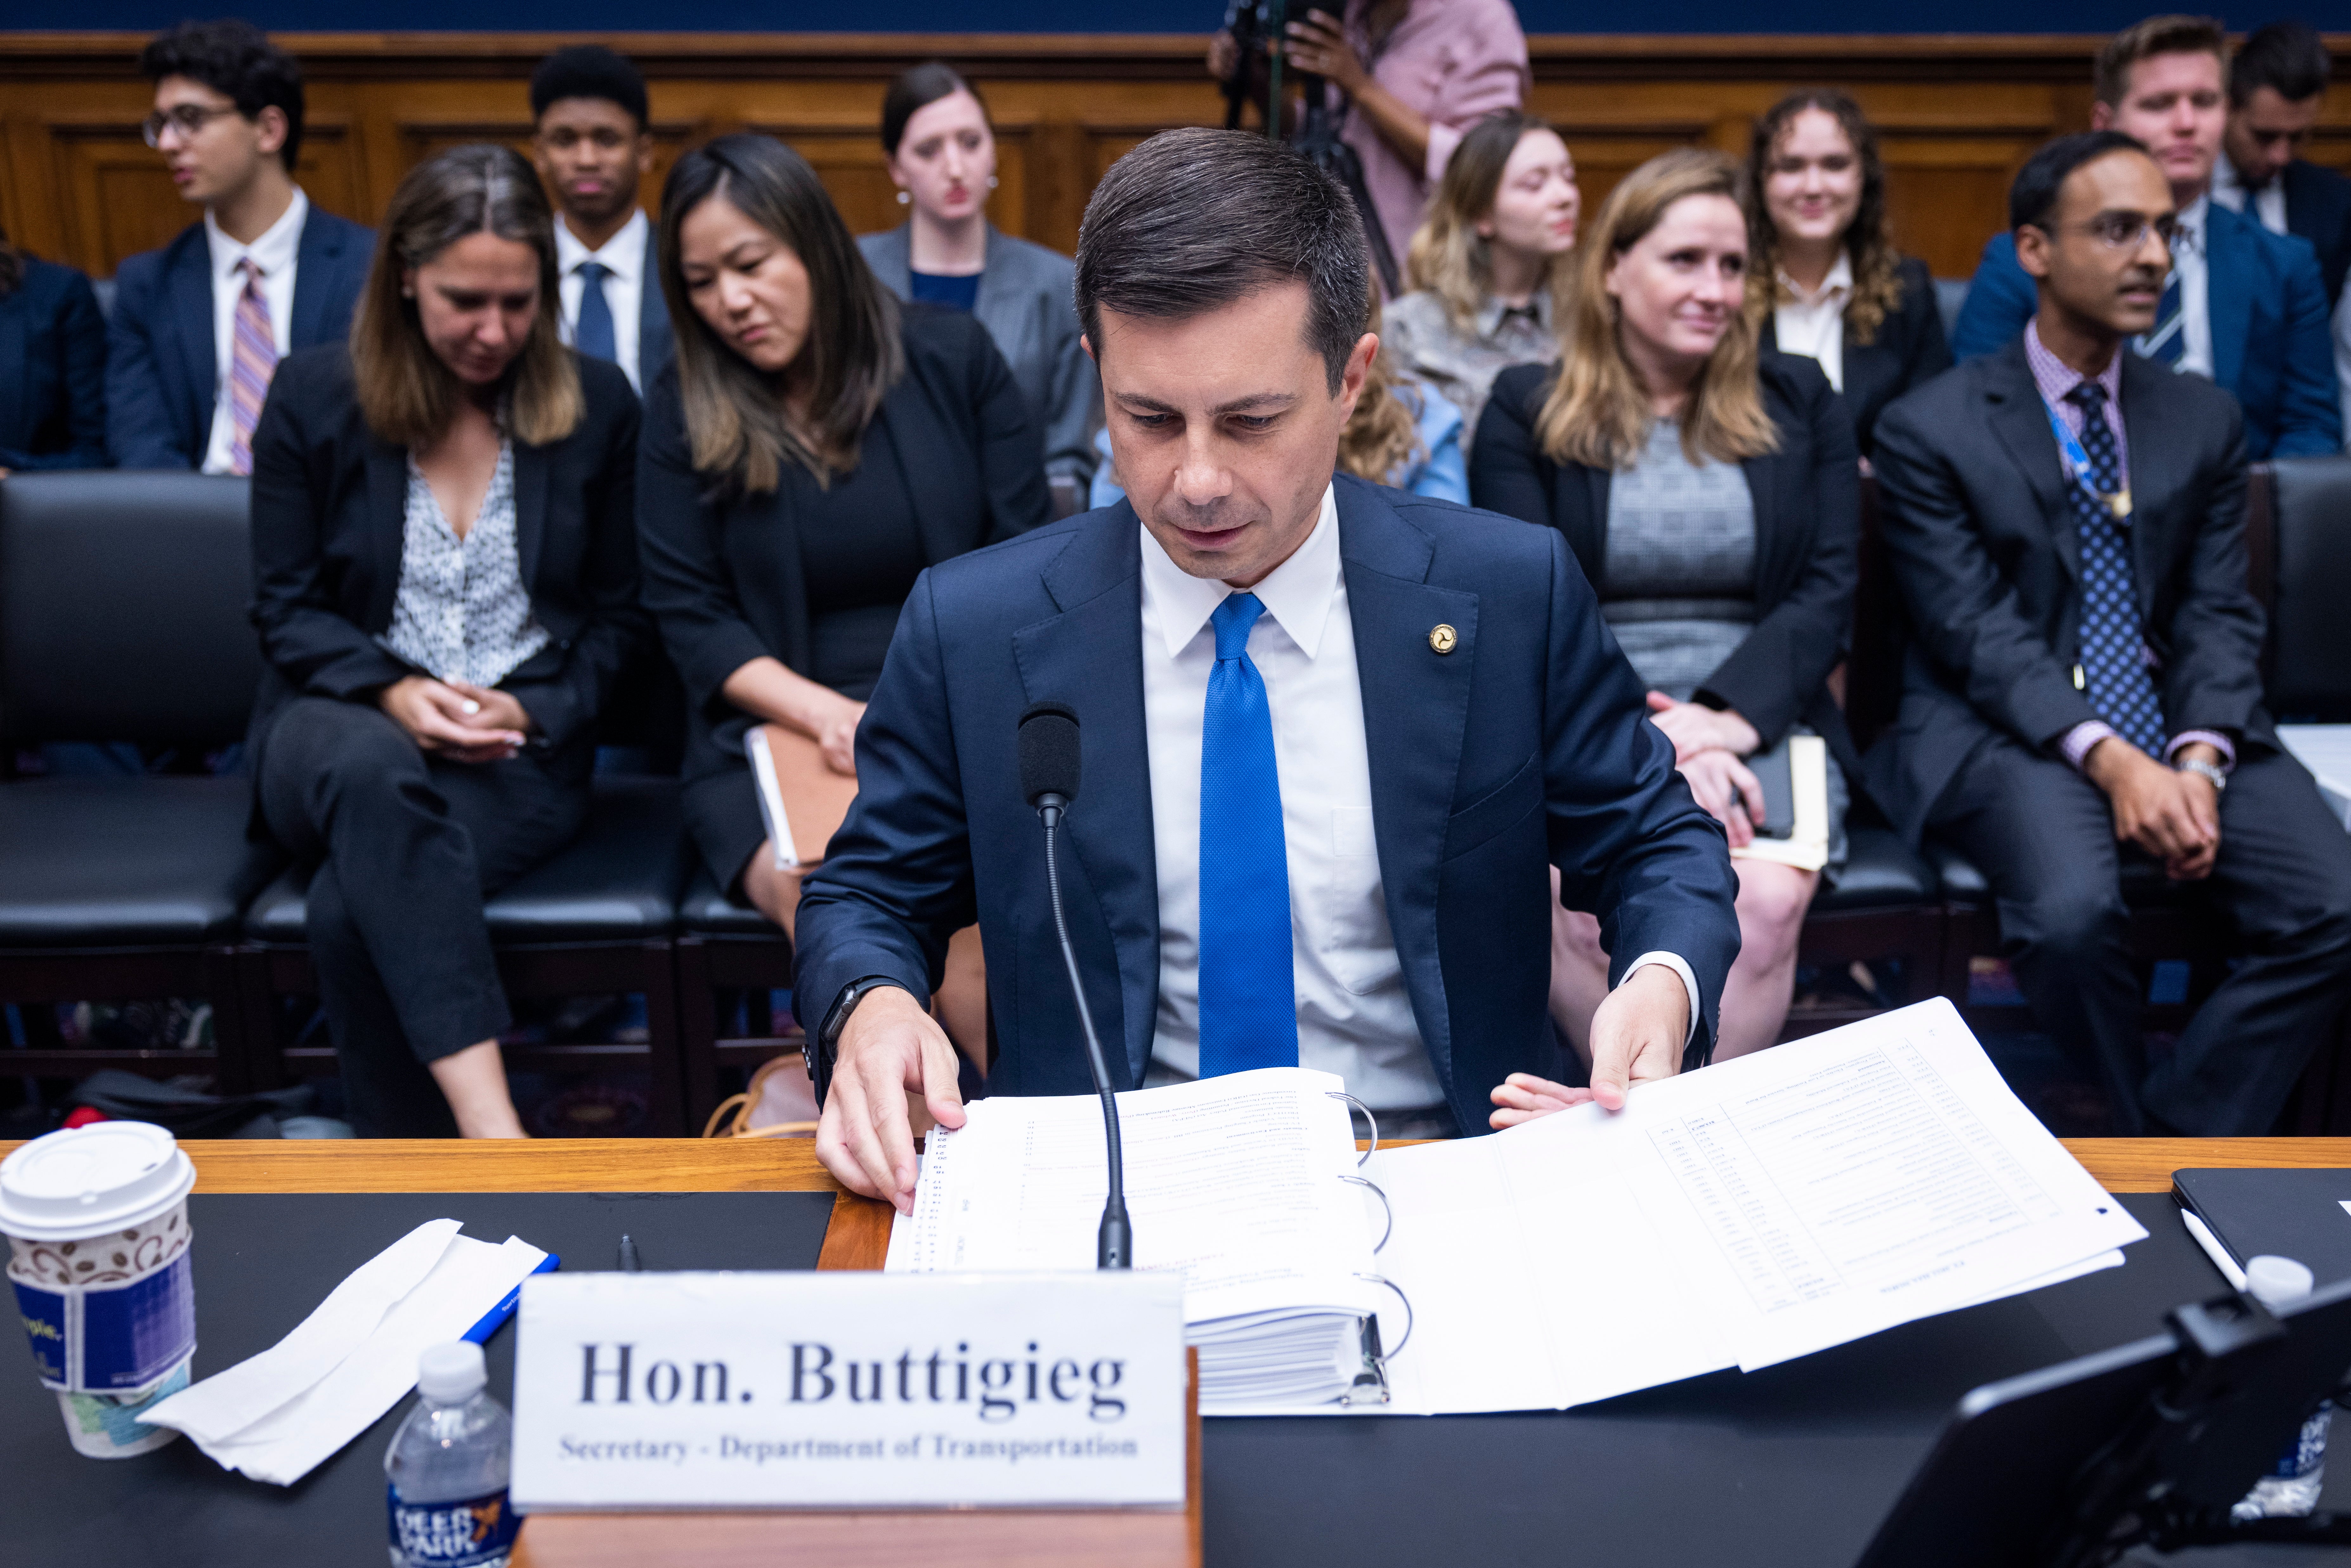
[248,143,644,1138]
[1743,88,1950,457]
[1471,148,1859,1079]
[0,221,109,473]
[1383,111,1578,439]
[637,133,1047,1058]
[858,63,1097,508]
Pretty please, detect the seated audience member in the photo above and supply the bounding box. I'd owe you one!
[529,44,672,396]
[1215,0,1527,286]
[1745,88,1952,458]
[636,134,1049,1057]
[1092,283,1465,508]
[1384,111,1576,440]
[860,63,1097,510]
[790,128,1738,1205]
[247,146,644,1137]
[1870,132,2351,1138]
[0,223,107,472]
[1950,15,2340,460]
[2216,21,2351,305]
[1472,148,1859,1068]
[108,20,370,472]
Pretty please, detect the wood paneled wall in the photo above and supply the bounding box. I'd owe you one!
[3,32,2348,282]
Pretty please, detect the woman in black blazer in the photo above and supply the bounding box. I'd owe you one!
[637,133,1046,1057]
[1471,149,1858,1087]
[248,146,643,1138]
[0,227,107,472]
[1743,89,1951,459]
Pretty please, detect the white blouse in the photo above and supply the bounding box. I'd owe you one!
[380,441,549,689]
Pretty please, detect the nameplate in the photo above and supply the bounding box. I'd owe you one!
[508,1271,1188,1511]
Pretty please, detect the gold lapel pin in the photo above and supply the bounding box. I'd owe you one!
[1429,623,1458,655]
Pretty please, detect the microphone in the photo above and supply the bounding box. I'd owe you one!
[1017,701,1132,1270]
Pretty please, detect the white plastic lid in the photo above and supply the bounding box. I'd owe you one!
[0,1122,194,1241]
[418,1341,487,1404]
[2245,1254,2317,1308]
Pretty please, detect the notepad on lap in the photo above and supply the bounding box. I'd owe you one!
[745,722,860,869]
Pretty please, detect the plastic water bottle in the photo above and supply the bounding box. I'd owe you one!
[2233,1255,2331,1521]
[385,1341,519,1567]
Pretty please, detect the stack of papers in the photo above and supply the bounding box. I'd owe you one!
[887,1069,1381,1407]
[139,1219,547,1484]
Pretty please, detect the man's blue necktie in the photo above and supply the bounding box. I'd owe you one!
[2064,381,2166,756]
[574,261,617,365]
[1196,592,1298,1077]
[2135,270,2185,367]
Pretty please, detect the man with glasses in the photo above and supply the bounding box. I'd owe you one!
[1871,132,2351,1138]
[1950,15,2340,460]
[529,45,671,396]
[106,19,370,471]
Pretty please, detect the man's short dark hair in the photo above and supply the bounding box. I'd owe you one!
[530,45,649,130]
[1075,127,1370,394]
[2231,21,2333,107]
[139,19,304,173]
[2094,14,2230,108]
[2010,130,2157,232]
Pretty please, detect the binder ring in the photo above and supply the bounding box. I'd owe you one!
[1355,1272,1414,1360]
[1327,1092,1379,1166]
[1338,1174,1392,1252]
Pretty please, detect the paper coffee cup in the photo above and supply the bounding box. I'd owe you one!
[1,1122,198,1458]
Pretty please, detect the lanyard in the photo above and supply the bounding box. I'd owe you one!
[2041,395,2132,520]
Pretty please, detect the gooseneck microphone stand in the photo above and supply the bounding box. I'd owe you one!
[1018,702,1132,1269]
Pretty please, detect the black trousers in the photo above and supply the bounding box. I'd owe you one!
[257,698,591,1137]
[1929,736,2351,1135]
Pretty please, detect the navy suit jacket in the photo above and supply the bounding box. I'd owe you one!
[105,206,372,470]
[631,218,674,392]
[2280,158,2351,305]
[1948,204,2340,460]
[0,256,108,470]
[792,476,1742,1135]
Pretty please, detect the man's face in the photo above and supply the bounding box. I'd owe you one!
[2224,84,2326,189]
[533,97,651,232]
[1088,281,1373,589]
[151,75,282,207]
[2091,50,2226,200]
[2016,149,2177,340]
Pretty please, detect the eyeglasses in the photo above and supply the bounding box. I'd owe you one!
[140,104,242,147]
[2047,213,2180,251]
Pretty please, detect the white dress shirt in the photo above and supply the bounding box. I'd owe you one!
[1138,485,1698,1109]
[200,186,307,475]
[2211,150,2290,237]
[2169,194,2215,381]
[1771,249,1854,392]
[554,207,648,393]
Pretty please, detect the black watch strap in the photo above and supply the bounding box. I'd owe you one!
[806,975,902,1107]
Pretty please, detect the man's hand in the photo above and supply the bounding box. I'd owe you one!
[2084,737,2220,881]
[1644,692,1761,764]
[1588,964,1690,1111]
[814,985,967,1214]
[1488,1072,1596,1130]
[378,676,528,763]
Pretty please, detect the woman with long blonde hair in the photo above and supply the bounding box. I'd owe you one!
[1383,111,1577,439]
[1471,147,1861,1089]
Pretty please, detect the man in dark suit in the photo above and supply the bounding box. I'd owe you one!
[1950,16,2340,461]
[529,46,672,397]
[106,20,370,472]
[2217,20,2351,309]
[792,128,1740,1209]
[1872,132,2351,1138]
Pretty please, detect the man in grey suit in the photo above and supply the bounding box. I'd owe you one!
[529,45,672,396]
[1870,131,2351,1138]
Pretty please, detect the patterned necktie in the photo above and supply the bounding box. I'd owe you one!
[2135,270,2185,367]
[1195,592,1299,1077]
[2063,382,2166,756]
[574,261,617,365]
[226,258,278,477]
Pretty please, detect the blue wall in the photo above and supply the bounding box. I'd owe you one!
[10,1,2349,32]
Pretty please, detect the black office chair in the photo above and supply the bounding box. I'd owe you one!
[2258,452,2351,723]
[0,472,273,1090]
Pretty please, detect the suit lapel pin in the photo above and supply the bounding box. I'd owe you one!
[1428,623,1458,655]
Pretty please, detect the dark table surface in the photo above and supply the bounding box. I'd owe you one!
[6,1189,2347,1565]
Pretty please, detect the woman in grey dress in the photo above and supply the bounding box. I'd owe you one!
[1470,148,1860,1079]
[859,62,1098,511]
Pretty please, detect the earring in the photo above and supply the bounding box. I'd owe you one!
[897,190,911,205]
[987,175,998,189]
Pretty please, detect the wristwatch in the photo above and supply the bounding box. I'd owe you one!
[2177,758,2228,795]
[806,975,902,1107]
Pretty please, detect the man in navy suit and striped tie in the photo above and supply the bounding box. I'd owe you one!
[790,129,1740,1210]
